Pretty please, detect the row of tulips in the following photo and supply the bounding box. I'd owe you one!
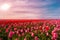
[0,21,60,40]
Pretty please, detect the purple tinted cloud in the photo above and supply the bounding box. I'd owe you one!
[0,0,59,19]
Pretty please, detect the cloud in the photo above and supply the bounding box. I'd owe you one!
[0,0,59,19]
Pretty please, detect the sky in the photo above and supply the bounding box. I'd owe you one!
[0,0,60,19]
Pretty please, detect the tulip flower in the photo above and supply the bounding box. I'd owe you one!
[34,36,39,40]
[52,33,58,40]
[46,32,49,36]
[14,28,17,31]
[15,38,18,40]
[45,26,50,32]
[31,32,34,37]
[24,37,27,40]
[0,38,2,40]
[20,29,23,33]
[5,29,8,33]
[8,31,14,38]
[0,20,59,40]
[0,30,1,32]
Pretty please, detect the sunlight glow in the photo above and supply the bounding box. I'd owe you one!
[0,3,11,11]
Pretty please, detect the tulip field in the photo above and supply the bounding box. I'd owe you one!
[0,19,60,40]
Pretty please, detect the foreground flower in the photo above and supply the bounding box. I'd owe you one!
[24,38,27,40]
[20,29,23,33]
[18,34,21,37]
[52,33,58,40]
[39,26,42,31]
[45,26,50,32]
[14,28,17,31]
[34,36,39,40]
[5,29,8,33]
[15,38,18,40]
[8,31,14,38]
[31,32,34,37]
[0,30,1,32]
[0,38,2,40]
[22,33,24,36]
[25,29,28,33]
[46,32,49,36]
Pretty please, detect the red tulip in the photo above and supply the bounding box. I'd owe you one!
[39,26,43,32]
[45,26,50,32]
[39,26,42,30]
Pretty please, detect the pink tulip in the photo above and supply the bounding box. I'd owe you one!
[18,34,21,37]
[1,24,5,28]
[34,27,37,30]
[5,29,8,33]
[20,29,23,33]
[34,36,38,40]
[15,38,18,40]
[27,28,29,32]
[46,32,49,36]
[8,25,11,28]
[31,32,34,37]
[14,28,17,31]
[8,31,14,38]
[35,26,38,30]
[25,30,28,33]
[0,38,2,40]
[22,33,24,36]
[24,38,27,40]
[52,33,58,40]
[16,30,19,34]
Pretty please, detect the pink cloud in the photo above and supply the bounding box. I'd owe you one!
[0,0,54,19]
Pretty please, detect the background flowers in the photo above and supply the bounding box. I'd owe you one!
[0,20,60,40]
